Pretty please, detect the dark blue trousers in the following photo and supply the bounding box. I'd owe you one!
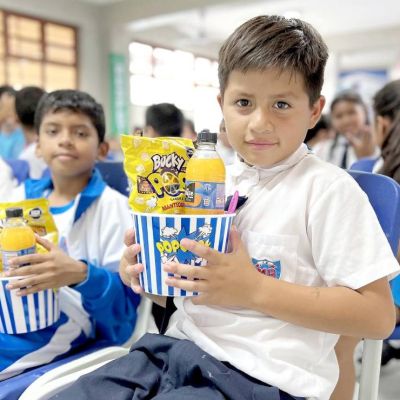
[51,333,304,400]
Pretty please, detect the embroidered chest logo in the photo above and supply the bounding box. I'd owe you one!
[252,258,281,279]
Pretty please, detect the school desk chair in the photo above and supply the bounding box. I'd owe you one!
[96,161,130,197]
[348,170,400,400]
[4,158,30,184]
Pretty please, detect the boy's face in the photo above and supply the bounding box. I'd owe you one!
[218,68,324,167]
[36,110,107,179]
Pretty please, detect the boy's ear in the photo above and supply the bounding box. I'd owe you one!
[309,96,326,129]
[217,94,223,110]
[97,141,109,160]
[35,140,43,159]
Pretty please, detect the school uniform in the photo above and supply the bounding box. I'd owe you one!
[0,169,140,380]
[50,146,399,400]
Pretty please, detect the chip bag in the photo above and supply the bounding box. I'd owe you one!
[121,135,194,214]
[0,199,59,272]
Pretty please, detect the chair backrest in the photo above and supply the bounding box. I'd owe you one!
[96,161,130,197]
[4,159,30,184]
[347,170,400,400]
[348,170,400,254]
[350,157,379,173]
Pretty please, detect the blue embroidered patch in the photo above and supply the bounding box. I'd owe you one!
[252,258,281,279]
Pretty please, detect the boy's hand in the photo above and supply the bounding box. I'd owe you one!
[164,226,260,308]
[5,235,87,296]
[345,125,376,159]
[119,228,143,294]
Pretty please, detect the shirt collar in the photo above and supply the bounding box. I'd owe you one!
[24,168,106,222]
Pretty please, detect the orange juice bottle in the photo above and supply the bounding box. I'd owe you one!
[0,207,36,271]
[185,130,226,214]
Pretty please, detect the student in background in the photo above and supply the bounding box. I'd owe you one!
[304,114,332,149]
[0,157,16,199]
[16,86,48,179]
[313,91,376,168]
[0,86,25,159]
[0,90,140,380]
[54,16,398,400]
[144,103,184,137]
[181,119,197,142]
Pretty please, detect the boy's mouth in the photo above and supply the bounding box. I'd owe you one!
[245,140,278,148]
[54,153,78,161]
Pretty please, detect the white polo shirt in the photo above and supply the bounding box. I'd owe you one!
[167,144,399,399]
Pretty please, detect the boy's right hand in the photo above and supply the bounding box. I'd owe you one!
[119,228,144,294]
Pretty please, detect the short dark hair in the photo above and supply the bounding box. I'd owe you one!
[373,79,400,121]
[218,15,328,104]
[34,90,105,142]
[145,103,184,137]
[15,86,46,129]
[330,91,369,124]
[0,85,16,98]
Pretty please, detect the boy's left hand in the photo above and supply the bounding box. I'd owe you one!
[5,235,88,296]
[164,226,260,308]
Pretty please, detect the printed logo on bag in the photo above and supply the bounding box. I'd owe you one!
[156,224,212,265]
[252,258,281,279]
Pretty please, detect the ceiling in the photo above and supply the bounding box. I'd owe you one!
[76,0,400,62]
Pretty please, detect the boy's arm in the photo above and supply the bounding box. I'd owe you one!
[164,228,396,339]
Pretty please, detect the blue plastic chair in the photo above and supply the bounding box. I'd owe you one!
[4,159,30,184]
[96,161,130,197]
[350,157,379,173]
[347,170,400,399]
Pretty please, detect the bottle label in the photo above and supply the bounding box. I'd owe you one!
[2,246,36,271]
[185,180,225,211]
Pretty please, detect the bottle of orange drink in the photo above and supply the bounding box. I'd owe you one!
[185,130,226,214]
[0,207,36,271]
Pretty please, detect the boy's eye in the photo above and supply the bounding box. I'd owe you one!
[274,101,290,110]
[236,99,251,107]
[46,128,58,135]
[76,131,89,138]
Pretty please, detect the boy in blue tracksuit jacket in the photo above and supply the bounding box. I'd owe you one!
[0,90,140,380]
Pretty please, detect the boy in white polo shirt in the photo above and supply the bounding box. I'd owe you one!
[54,15,399,400]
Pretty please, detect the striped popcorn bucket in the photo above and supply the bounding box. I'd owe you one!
[133,212,235,297]
[0,277,60,334]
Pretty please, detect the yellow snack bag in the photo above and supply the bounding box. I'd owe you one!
[0,199,59,272]
[121,135,194,214]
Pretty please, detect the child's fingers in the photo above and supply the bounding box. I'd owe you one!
[163,262,208,281]
[6,273,49,291]
[7,254,49,270]
[165,276,206,293]
[180,239,220,264]
[124,228,136,247]
[123,244,141,265]
[35,234,56,251]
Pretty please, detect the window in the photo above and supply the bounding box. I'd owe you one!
[129,41,221,132]
[0,10,78,90]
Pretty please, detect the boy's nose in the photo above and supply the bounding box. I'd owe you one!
[58,131,74,147]
[249,108,274,134]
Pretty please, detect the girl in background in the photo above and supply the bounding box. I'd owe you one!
[313,91,376,168]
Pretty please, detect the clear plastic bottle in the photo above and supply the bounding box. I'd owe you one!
[0,207,36,271]
[185,130,226,214]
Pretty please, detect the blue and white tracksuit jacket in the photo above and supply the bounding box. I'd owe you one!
[0,169,140,380]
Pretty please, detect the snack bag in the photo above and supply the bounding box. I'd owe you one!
[121,135,194,214]
[0,199,59,272]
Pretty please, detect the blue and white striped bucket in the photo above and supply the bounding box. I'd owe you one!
[0,277,60,334]
[133,212,235,297]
